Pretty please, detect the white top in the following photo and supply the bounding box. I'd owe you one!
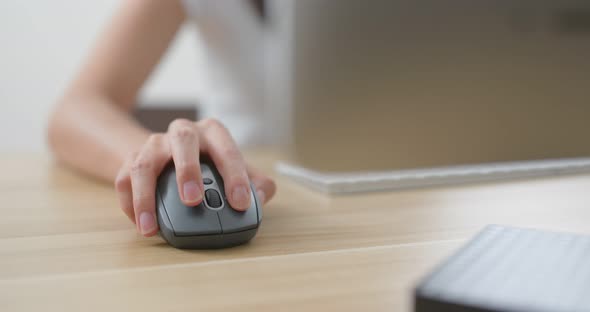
[181,0,284,146]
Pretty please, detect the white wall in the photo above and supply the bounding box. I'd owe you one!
[0,1,205,152]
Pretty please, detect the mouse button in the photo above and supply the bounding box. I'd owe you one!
[218,191,259,234]
[159,170,222,236]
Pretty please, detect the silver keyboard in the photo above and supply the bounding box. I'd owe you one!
[415,225,590,312]
[276,158,590,193]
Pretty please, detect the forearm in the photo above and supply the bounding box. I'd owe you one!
[48,95,150,182]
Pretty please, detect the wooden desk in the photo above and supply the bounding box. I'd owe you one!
[1,150,590,311]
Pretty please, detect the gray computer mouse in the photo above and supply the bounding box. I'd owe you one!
[156,159,262,249]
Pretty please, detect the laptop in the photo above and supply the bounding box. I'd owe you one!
[272,0,590,192]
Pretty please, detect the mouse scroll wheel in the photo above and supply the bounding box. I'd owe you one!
[205,189,222,208]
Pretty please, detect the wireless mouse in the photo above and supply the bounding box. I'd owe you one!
[156,159,262,249]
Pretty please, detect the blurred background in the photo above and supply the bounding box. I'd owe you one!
[1,0,589,174]
[0,1,205,152]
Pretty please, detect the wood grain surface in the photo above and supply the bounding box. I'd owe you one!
[1,150,589,311]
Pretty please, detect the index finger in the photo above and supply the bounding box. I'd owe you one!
[167,119,203,206]
[197,119,251,211]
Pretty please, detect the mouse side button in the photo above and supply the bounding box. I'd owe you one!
[156,189,176,244]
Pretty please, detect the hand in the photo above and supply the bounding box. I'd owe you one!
[114,118,277,237]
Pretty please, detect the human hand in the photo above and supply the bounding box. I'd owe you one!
[114,118,276,236]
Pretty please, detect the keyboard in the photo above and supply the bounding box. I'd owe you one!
[415,225,590,312]
[276,158,590,193]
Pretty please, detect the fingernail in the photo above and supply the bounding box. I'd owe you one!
[256,190,266,205]
[139,212,156,235]
[232,186,250,208]
[183,181,202,203]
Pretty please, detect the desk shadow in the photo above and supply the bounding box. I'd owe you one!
[148,238,255,255]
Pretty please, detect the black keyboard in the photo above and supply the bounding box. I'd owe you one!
[415,225,590,312]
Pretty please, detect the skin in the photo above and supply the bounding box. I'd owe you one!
[47,0,276,237]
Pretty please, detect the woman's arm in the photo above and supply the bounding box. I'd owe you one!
[48,0,185,181]
[47,0,277,237]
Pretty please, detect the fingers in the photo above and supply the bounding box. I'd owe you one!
[197,118,251,211]
[247,166,277,205]
[115,118,275,238]
[114,152,138,223]
[129,134,171,237]
[167,119,203,206]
